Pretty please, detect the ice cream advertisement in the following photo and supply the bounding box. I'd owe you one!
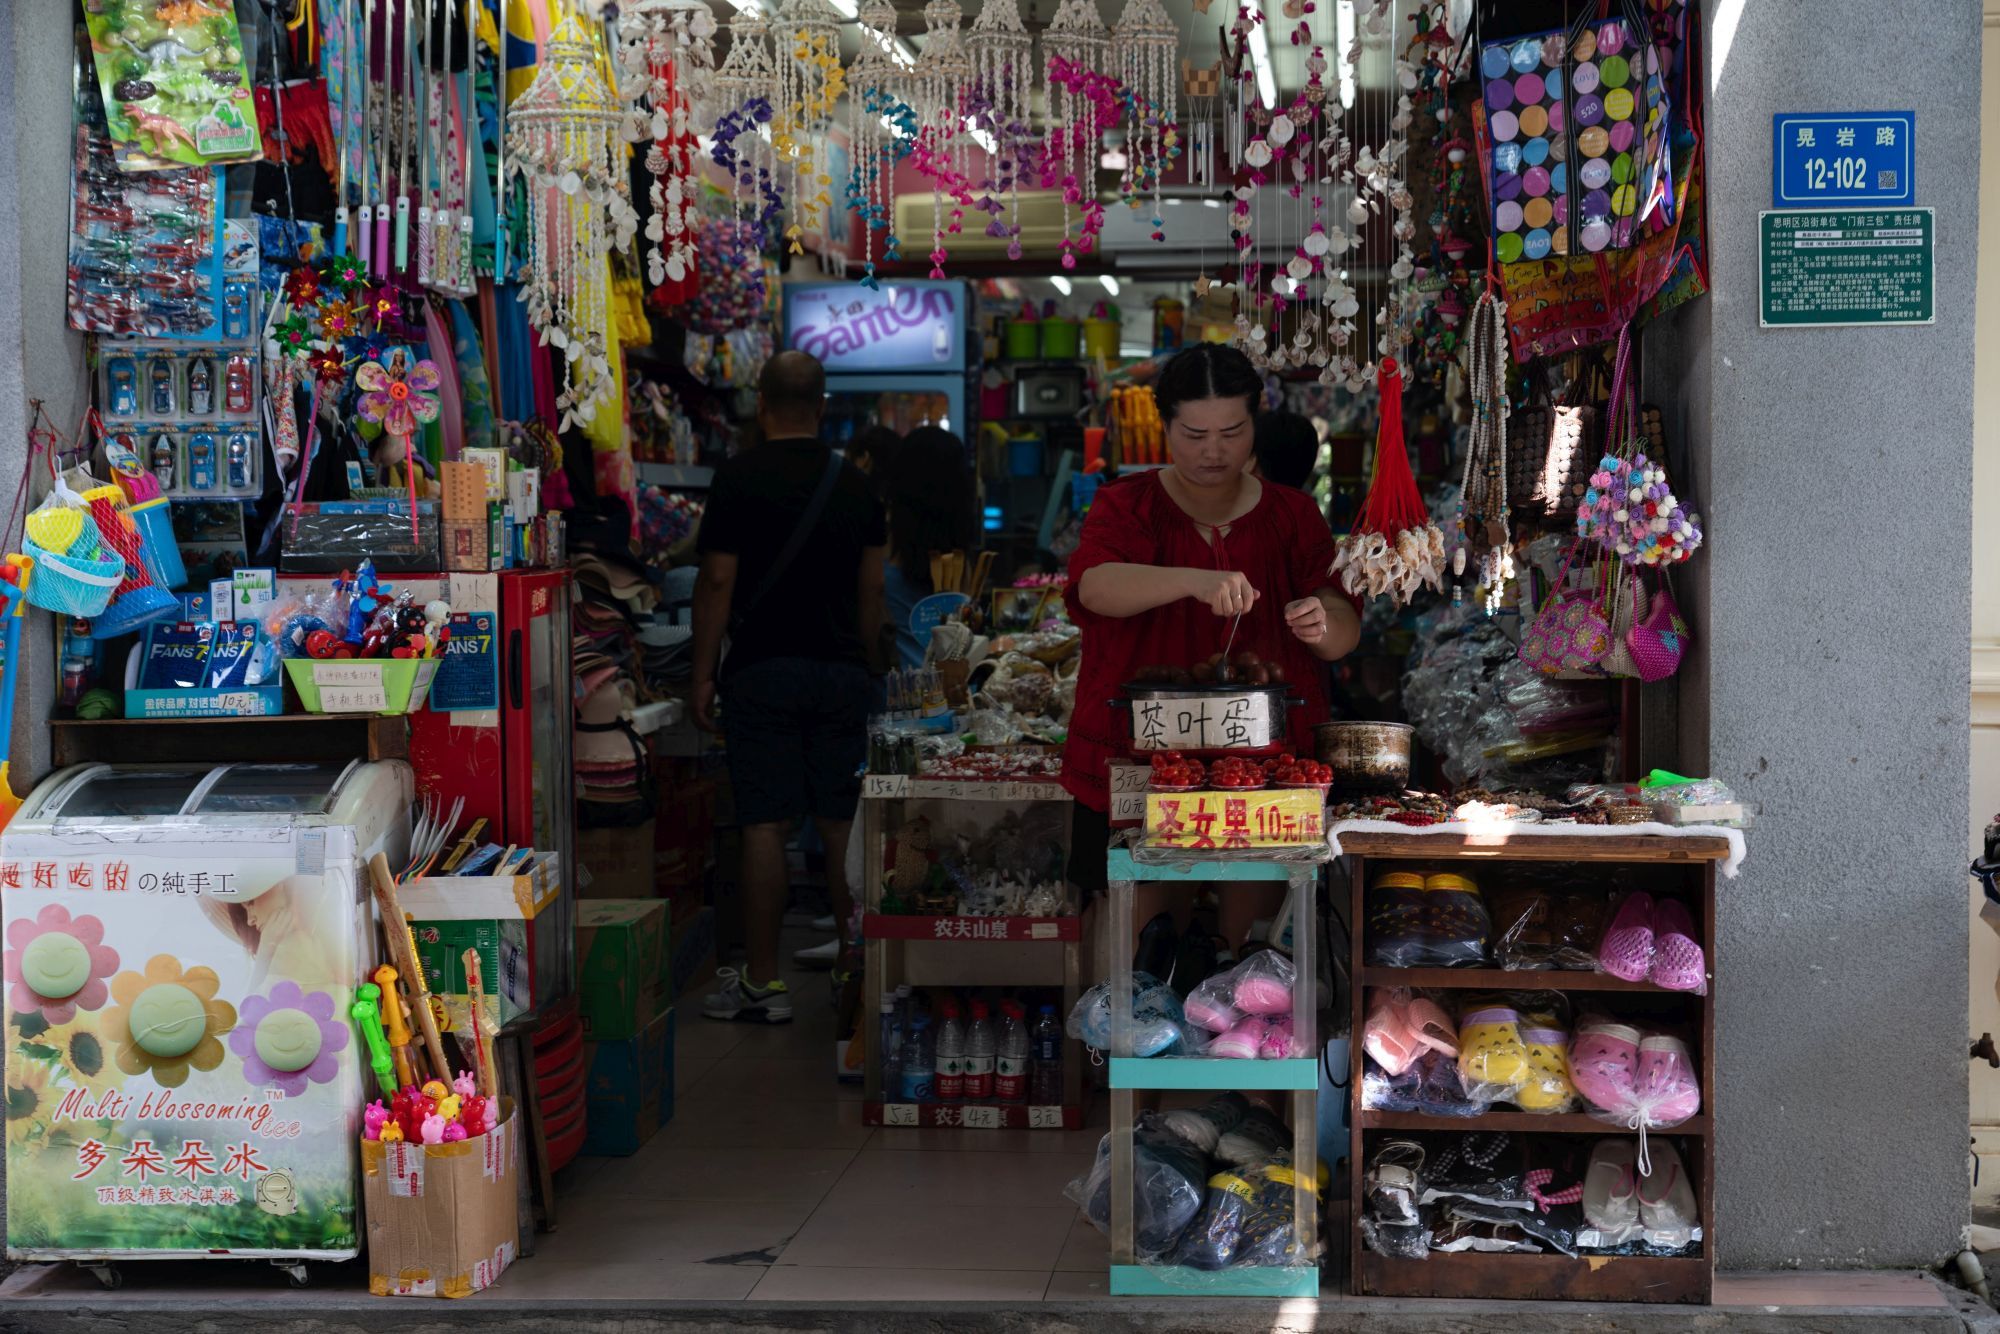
[4,824,363,1258]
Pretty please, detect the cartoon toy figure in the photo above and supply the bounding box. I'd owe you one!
[255,1169,298,1216]
[442,1123,468,1143]
[419,1114,446,1145]
[363,1100,391,1141]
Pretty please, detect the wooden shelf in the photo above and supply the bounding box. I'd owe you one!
[1357,1252,1709,1303]
[1335,831,1733,864]
[51,713,410,768]
[1358,965,1699,994]
[1360,1109,1709,1137]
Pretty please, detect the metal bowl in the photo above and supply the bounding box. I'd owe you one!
[1313,721,1413,794]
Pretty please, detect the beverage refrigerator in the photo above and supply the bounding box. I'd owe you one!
[783,279,974,445]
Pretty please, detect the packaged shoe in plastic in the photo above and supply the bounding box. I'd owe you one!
[1185,949,1298,1031]
[1159,1092,1251,1155]
[1067,1112,1209,1257]
[1215,1102,1291,1167]
[1490,880,1606,971]
[1367,871,1492,968]
[1067,972,1197,1057]
[1419,1132,1528,1210]
[1361,1055,1423,1113]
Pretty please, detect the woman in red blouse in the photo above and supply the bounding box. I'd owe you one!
[1063,344,1361,929]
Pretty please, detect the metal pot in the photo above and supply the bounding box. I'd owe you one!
[1314,721,1413,793]
[1117,682,1301,754]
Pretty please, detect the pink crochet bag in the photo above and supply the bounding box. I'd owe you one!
[1519,541,1610,675]
[1626,571,1689,682]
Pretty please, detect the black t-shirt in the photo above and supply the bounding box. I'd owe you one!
[697,436,887,679]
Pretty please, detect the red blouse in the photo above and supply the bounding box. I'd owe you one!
[1061,471,1348,812]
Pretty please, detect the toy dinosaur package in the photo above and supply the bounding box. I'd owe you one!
[83,0,262,169]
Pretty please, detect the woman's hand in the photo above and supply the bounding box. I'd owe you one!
[1284,596,1329,644]
[1187,570,1260,617]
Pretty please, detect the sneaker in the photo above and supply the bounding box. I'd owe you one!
[703,967,794,1024]
[1160,1092,1251,1154]
[792,938,840,969]
[811,914,836,932]
[1215,1103,1290,1166]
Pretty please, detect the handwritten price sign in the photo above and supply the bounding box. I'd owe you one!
[1144,788,1325,848]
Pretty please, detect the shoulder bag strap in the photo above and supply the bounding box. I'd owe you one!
[731,450,844,632]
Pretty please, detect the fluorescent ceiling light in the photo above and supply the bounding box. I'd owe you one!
[1050,276,1073,296]
[1337,0,1357,107]
[1248,14,1276,109]
[1099,275,1120,296]
[828,0,858,14]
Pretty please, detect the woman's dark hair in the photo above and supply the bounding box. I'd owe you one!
[1254,411,1320,490]
[1152,342,1265,425]
[882,426,978,585]
[847,424,904,494]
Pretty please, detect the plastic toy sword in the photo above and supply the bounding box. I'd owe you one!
[372,964,417,1088]
[358,0,377,271]
[351,981,398,1096]
[333,0,352,255]
[394,0,415,272]
[415,0,433,287]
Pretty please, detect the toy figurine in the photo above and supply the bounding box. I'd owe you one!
[377,1121,404,1143]
[363,1100,391,1141]
[452,1071,478,1099]
[442,1123,468,1143]
[419,1114,446,1145]
[436,1094,462,1124]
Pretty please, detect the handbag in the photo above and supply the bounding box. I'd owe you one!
[1626,570,1690,682]
[1518,541,1612,676]
[1600,563,1650,678]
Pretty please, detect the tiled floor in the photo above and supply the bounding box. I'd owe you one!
[511,919,1112,1301]
[0,921,1967,1317]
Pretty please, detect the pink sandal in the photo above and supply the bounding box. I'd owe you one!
[1209,1016,1269,1060]
[1259,1016,1301,1059]
[1598,891,1657,981]
[1649,899,1707,993]
[1634,1035,1701,1124]
[1362,990,1421,1075]
[1570,1020,1642,1115]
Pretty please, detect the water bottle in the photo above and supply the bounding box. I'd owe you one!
[963,1000,997,1101]
[1030,1003,1064,1107]
[879,993,903,1096]
[935,999,966,1101]
[996,1001,1030,1102]
[899,1016,935,1102]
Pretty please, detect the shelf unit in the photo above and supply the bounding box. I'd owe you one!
[859,778,1083,1130]
[1104,847,1321,1300]
[1343,830,1730,1305]
[50,713,409,767]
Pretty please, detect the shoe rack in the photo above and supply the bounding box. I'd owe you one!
[1343,830,1729,1304]
[1103,847,1322,1298]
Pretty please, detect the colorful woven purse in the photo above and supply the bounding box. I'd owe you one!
[1519,541,1611,675]
[1626,570,1690,682]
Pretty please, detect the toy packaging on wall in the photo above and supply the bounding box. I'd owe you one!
[79,3,262,170]
[99,341,262,499]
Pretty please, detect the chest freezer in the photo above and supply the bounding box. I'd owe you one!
[2,760,411,1263]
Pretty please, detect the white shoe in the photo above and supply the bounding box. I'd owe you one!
[702,967,794,1023]
[792,939,840,969]
[811,914,836,932]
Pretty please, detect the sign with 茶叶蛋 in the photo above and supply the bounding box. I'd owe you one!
[1758,209,1933,328]
[1771,112,1914,207]
[1129,694,1278,752]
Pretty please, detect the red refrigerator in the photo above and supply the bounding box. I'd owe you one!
[276,568,576,1010]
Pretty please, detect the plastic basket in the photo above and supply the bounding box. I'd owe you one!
[284,657,440,715]
[21,539,121,617]
[94,584,180,639]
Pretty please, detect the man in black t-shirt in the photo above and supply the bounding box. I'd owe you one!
[691,351,887,1023]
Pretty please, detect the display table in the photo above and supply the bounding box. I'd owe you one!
[1103,847,1322,1298]
[1341,828,1732,1304]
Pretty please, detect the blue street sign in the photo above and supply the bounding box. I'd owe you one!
[1772,112,1914,207]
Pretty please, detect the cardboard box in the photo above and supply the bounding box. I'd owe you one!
[401,853,561,1033]
[582,1008,676,1156]
[578,819,657,899]
[363,1102,520,1298]
[576,899,673,1041]
[672,905,717,999]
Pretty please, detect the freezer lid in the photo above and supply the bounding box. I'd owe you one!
[36,766,213,821]
[185,761,360,814]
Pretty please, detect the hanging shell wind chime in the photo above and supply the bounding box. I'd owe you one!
[846,0,917,286]
[1111,0,1180,242]
[1331,357,1447,604]
[1041,0,1107,270]
[506,16,640,431]
[711,9,781,244]
[770,0,847,253]
[913,0,974,278]
[616,0,718,293]
[967,0,1033,260]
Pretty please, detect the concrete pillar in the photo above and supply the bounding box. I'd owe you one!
[1675,0,1980,1268]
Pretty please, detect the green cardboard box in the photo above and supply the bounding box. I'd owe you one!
[583,1008,676,1156]
[576,899,673,1041]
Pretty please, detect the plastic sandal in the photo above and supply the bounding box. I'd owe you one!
[1514,1025,1577,1112]
[1405,996,1460,1059]
[1183,994,1242,1033]
[1570,1020,1642,1115]
[1457,1006,1531,1095]
[1259,1016,1301,1059]
[1580,1139,1642,1246]
[1208,1017,1269,1060]
[1362,989,1424,1076]
[1649,898,1707,993]
[1597,890,1657,981]
[1633,1035,1702,1124]
[1637,1140,1700,1250]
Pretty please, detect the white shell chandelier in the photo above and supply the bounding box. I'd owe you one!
[1111,0,1179,241]
[769,0,847,252]
[1041,0,1108,268]
[507,15,640,431]
[616,0,718,290]
[914,0,975,277]
[846,0,914,283]
[712,8,781,240]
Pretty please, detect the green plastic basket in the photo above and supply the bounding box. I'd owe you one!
[284,658,440,715]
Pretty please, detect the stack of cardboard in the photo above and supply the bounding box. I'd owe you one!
[576,900,676,1155]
